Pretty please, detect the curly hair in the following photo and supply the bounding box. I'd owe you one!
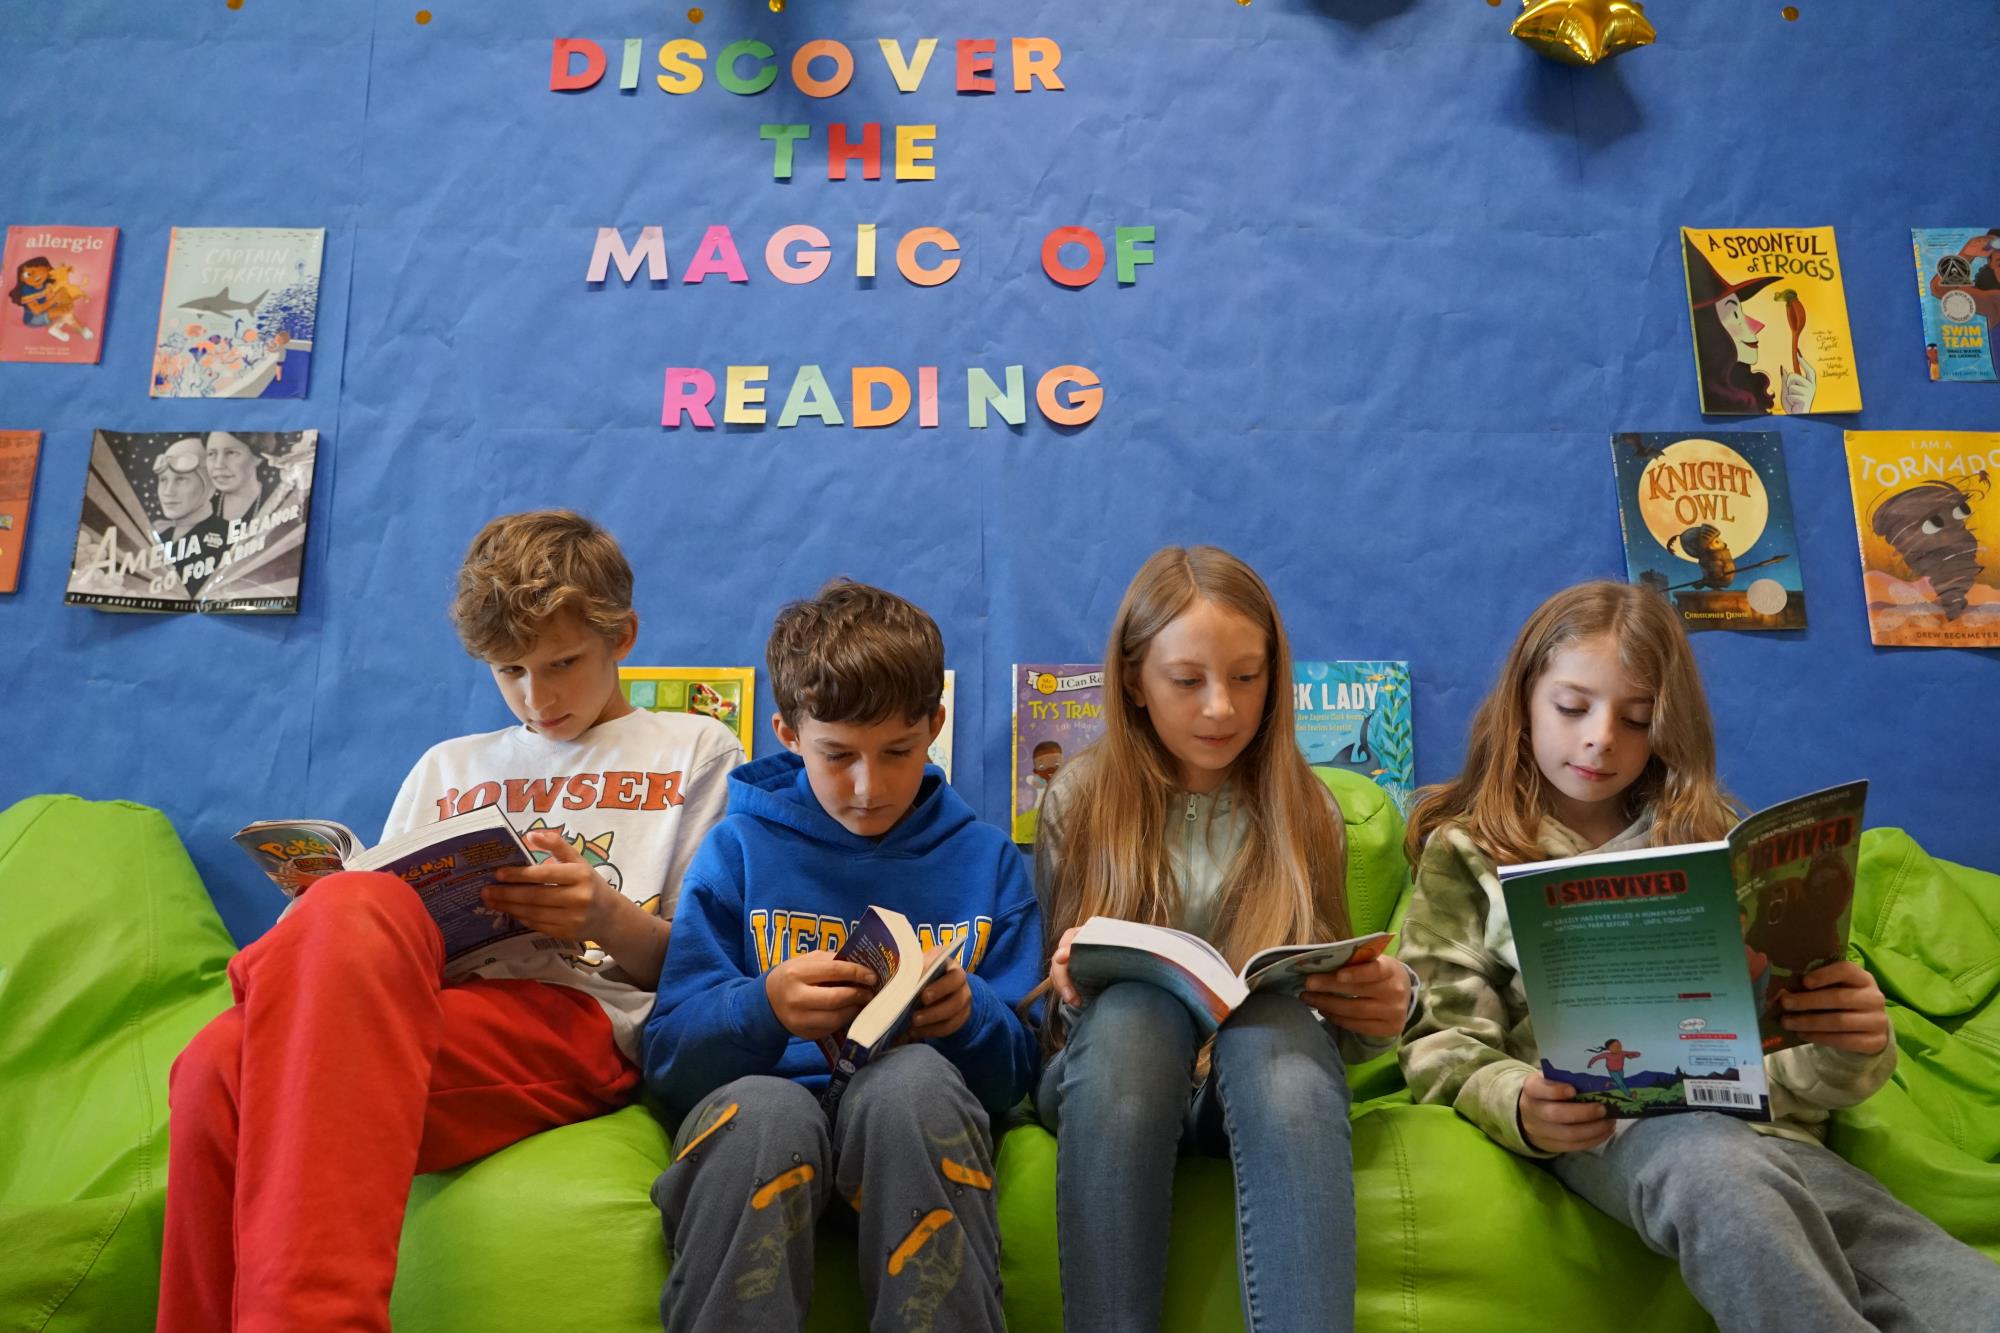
[449,510,634,661]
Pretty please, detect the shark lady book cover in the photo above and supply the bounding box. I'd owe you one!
[151,228,324,399]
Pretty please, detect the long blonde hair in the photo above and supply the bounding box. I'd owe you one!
[1042,547,1351,972]
[1405,581,1738,865]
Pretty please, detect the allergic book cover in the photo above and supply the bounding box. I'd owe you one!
[1,226,117,364]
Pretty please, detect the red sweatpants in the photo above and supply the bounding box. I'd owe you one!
[158,871,639,1333]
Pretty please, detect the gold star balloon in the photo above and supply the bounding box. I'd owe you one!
[1510,0,1656,66]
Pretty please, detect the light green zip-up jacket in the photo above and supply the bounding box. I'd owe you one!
[1399,813,1896,1158]
[1034,762,1408,1065]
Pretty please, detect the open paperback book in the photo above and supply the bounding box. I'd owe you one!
[1066,917,1392,1035]
[817,905,959,1118]
[233,805,543,974]
[1499,780,1867,1120]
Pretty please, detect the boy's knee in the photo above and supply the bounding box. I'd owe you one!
[673,1076,828,1165]
[286,871,434,946]
[843,1046,987,1142]
[169,1007,244,1112]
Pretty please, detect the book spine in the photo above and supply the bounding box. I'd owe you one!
[817,1036,871,1121]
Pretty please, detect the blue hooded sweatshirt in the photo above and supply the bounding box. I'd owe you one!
[642,751,1044,1127]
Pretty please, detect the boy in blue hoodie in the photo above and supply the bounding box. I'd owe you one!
[643,579,1042,1333]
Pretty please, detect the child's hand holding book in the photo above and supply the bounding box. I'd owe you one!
[766,952,880,1041]
[483,829,627,942]
[1298,954,1410,1038]
[905,958,972,1041]
[1776,961,1890,1055]
[1517,1073,1615,1155]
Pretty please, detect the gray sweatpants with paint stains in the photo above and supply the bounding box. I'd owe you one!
[652,1043,1004,1333]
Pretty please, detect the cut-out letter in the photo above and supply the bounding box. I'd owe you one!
[767,225,831,284]
[1037,365,1103,426]
[895,125,937,181]
[966,365,1026,427]
[792,40,855,97]
[761,123,810,180]
[955,38,996,93]
[662,368,717,428]
[724,365,770,425]
[684,225,749,284]
[852,367,912,427]
[897,227,960,286]
[1012,38,1064,91]
[1040,226,1105,287]
[1115,226,1155,285]
[717,39,777,94]
[588,226,668,283]
[550,39,606,91]
[828,123,883,181]
[656,39,706,93]
[878,37,938,92]
[778,365,844,426]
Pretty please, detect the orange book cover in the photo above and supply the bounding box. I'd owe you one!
[1844,431,2000,647]
[0,430,43,593]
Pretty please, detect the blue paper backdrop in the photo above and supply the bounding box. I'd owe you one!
[2,1,1996,945]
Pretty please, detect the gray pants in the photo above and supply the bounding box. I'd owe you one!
[1552,1112,2000,1333]
[652,1043,1003,1333]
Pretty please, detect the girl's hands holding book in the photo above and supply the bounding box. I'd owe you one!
[908,959,973,1041]
[1048,926,1084,1006]
[1778,961,1892,1055]
[765,952,881,1040]
[1300,954,1410,1037]
[1517,1073,1614,1154]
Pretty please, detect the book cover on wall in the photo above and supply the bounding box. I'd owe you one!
[1499,781,1867,1120]
[1911,228,2000,382]
[1610,432,1806,632]
[0,431,43,593]
[1,227,117,364]
[928,668,956,779]
[1680,227,1861,416]
[1843,431,2000,647]
[151,227,324,399]
[1291,660,1414,811]
[64,430,318,615]
[1011,663,1105,844]
[620,666,755,756]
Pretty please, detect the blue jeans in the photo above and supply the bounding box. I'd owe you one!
[1035,982,1357,1333]
[1553,1112,2000,1333]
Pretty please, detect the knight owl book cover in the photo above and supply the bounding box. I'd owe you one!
[1680,227,1861,416]
[1911,228,2000,383]
[151,227,324,399]
[620,666,755,756]
[1,226,117,364]
[1011,663,1105,844]
[1843,431,2000,647]
[0,431,43,593]
[1291,661,1414,811]
[1610,432,1805,632]
[1500,781,1867,1120]
[65,430,319,615]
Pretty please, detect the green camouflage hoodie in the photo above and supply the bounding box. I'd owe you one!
[1398,813,1895,1158]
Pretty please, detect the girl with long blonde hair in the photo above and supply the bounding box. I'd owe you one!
[1399,581,2000,1327]
[1034,545,1412,1333]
